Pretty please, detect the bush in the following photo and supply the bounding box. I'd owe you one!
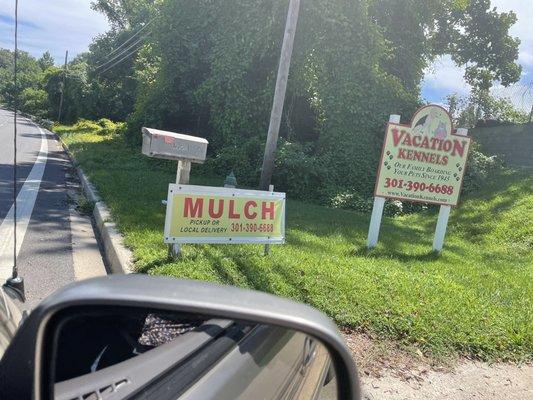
[462,146,505,194]
[70,118,125,136]
[273,141,323,200]
[329,192,373,213]
[20,88,48,119]
[73,119,102,132]
[97,118,115,130]
[204,137,264,187]
[329,192,408,217]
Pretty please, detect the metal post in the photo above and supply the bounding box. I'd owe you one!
[367,114,401,248]
[432,127,468,252]
[176,160,191,184]
[169,160,192,259]
[264,185,275,256]
[58,50,68,123]
[259,0,301,190]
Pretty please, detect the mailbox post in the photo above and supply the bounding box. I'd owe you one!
[142,127,208,258]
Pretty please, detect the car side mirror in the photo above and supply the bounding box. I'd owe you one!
[0,275,361,400]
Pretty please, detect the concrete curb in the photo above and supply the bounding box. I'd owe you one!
[57,135,134,275]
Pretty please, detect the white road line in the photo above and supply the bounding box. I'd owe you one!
[0,124,48,280]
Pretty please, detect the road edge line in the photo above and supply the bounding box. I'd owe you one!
[57,135,134,275]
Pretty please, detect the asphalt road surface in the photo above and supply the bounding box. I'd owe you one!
[0,108,105,308]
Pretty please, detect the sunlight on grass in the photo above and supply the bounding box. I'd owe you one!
[57,125,533,362]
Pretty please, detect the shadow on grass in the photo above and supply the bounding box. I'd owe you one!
[220,246,310,303]
[350,246,441,263]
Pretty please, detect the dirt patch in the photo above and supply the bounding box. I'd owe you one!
[341,328,450,380]
[340,329,533,400]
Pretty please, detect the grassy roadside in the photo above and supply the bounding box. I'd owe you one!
[55,123,533,362]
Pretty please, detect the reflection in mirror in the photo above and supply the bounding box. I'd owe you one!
[48,306,338,400]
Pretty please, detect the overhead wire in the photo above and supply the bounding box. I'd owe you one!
[492,82,533,113]
[92,31,151,71]
[95,43,144,75]
[104,17,156,60]
[92,16,159,72]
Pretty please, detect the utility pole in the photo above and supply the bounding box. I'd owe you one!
[259,0,301,190]
[57,50,68,123]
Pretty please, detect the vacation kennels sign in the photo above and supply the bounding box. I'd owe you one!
[375,105,471,206]
[164,185,286,244]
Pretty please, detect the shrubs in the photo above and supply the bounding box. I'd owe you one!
[273,141,323,200]
[203,137,264,187]
[462,146,505,194]
[329,192,413,217]
[69,118,125,136]
[73,119,102,132]
[57,117,506,219]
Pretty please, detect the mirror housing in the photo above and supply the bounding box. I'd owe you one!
[0,275,360,399]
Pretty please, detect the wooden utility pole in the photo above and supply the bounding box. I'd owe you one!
[57,50,68,123]
[259,0,301,190]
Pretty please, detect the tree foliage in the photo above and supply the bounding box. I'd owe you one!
[125,0,521,200]
[447,90,529,128]
[0,0,523,202]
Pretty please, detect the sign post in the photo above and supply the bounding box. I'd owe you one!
[368,105,471,251]
[367,114,400,248]
[432,127,468,251]
[171,160,192,257]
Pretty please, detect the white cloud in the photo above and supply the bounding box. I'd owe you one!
[0,0,109,64]
[422,55,470,102]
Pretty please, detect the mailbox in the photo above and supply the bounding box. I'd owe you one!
[142,127,208,163]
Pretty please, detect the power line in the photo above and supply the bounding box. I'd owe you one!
[492,82,533,115]
[104,17,156,60]
[92,31,150,71]
[95,43,143,75]
[92,16,158,71]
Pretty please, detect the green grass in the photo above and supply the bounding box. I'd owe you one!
[55,125,533,362]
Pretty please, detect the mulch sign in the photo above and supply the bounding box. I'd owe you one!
[375,105,471,206]
[164,184,286,245]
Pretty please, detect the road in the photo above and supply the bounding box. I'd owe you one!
[0,108,105,308]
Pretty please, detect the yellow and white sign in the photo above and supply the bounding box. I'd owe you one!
[164,185,286,244]
[375,105,472,206]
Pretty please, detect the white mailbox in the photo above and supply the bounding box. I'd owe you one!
[142,127,208,163]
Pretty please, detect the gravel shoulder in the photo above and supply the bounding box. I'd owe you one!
[361,361,532,400]
[342,330,533,400]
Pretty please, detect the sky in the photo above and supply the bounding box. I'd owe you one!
[422,0,533,109]
[0,0,108,63]
[0,0,531,108]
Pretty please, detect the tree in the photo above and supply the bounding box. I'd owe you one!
[42,62,91,124]
[0,49,41,107]
[20,87,49,118]
[90,0,157,28]
[369,0,521,92]
[446,90,529,128]
[38,51,55,70]
[119,0,522,200]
